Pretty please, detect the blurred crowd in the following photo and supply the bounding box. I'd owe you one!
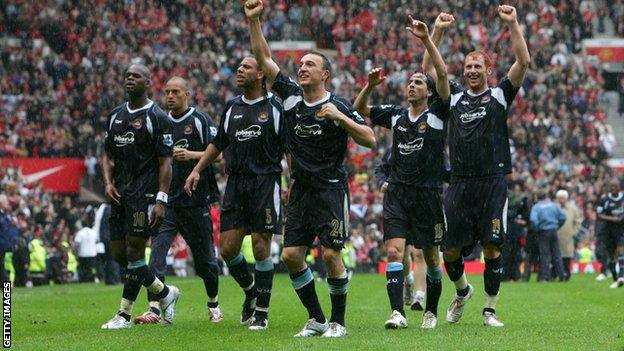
[1,0,624,284]
[0,166,94,285]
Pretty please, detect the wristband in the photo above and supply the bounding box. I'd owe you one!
[156,192,168,204]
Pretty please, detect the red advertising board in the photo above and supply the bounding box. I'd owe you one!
[270,41,316,63]
[607,158,624,174]
[583,38,624,63]
[0,158,86,193]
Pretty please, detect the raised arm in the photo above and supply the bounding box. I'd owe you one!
[245,0,280,85]
[422,12,454,80]
[498,5,530,88]
[407,17,449,101]
[353,68,386,118]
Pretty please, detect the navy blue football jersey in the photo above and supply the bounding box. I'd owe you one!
[212,93,284,175]
[597,192,624,229]
[272,72,366,188]
[448,77,519,179]
[104,100,172,199]
[168,107,219,207]
[370,95,449,188]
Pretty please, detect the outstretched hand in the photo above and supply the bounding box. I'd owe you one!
[406,16,429,39]
[367,68,386,87]
[244,0,263,19]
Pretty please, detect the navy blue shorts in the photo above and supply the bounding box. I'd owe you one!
[284,183,349,250]
[443,176,507,251]
[383,184,445,249]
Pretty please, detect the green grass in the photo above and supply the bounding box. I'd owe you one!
[13,273,624,351]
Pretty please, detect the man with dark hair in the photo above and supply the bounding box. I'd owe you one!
[424,7,530,327]
[132,76,222,325]
[186,57,284,330]
[245,0,376,337]
[101,63,179,329]
[596,179,624,288]
[354,18,450,329]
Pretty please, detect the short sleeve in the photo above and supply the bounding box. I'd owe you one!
[497,76,520,106]
[103,107,120,155]
[200,112,218,146]
[334,98,366,126]
[596,198,605,214]
[369,105,403,129]
[153,109,173,157]
[271,72,302,103]
[270,96,286,146]
[449,80,464,95]
[428,96,451,122]
[211,102,232,151]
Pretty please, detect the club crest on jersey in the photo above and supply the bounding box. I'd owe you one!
[258,112,269,122]
[114,132,135,147]
[163,134,173,146]
[131,118,142,129]
[174,138,189,149]
[184,124,193,134]
[459,106,486,123]
[481,95,490,104]
[398,137,424,155]
[235,125,262,141]
[294,123,322,137]
[418,122,427,133]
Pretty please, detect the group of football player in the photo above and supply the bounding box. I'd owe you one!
[100,0,530,337]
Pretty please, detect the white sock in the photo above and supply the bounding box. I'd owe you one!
[149,301,160,311]
[415,290,425,301]
[485,294,499,310]
[120,298,134,316]
[146,277,165,294]
[453,273,468,291]
[406,272,415,285]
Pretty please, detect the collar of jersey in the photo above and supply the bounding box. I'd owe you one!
[126,100,154,114]
[168,107,195,122]
[466,87,490,97]
[303,91,331,107]
[241,93,273,105]
[608,192,623,201]
[408,108,429,123]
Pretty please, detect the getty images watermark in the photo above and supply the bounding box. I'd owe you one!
[2,282,10,348]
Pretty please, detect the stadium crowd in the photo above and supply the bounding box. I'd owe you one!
[0,0,623,284]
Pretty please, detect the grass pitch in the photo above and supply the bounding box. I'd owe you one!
[14,273,624,350]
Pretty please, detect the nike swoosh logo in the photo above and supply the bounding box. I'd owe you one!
[22,165,65,184]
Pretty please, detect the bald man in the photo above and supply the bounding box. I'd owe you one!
[133,76,223,325]
[101,64,180,329]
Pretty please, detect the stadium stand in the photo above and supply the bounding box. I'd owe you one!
[0,0,622,281]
